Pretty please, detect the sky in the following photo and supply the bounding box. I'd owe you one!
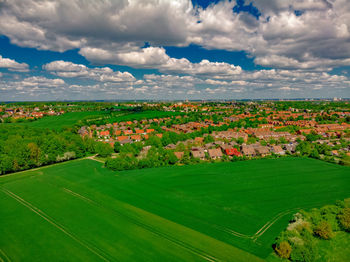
[0,0,349,101]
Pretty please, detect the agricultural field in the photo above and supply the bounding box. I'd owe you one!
[19,111,109,130]
[108,110,183,122]
[0,157,349,261]
[11,110,181,130]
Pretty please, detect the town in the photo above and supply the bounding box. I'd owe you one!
[73,101,350,170]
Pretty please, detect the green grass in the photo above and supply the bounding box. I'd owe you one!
[9,110,181,130]
[109,110,183,122]
[20,111,109,130]
[0,157,349,261]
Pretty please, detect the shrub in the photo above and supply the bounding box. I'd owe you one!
[313,221,333,240]
[275,241,292,259]
[338,207,350,232]
[290,241,317,262]
[95,142,113,157]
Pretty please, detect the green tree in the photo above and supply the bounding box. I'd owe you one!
[96,142,113,157]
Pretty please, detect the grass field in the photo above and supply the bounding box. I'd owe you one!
[20,111,109,130]
[108,110,183,122]
[13,110,181,130]
[0,157,349,261]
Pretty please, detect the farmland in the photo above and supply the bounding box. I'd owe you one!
[109,110,183,122]
[12,110,182,130]
[0,157,349,261]
[19,111,109,130]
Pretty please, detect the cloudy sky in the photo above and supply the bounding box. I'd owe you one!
[0,0,349,101]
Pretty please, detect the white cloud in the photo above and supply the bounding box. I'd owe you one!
[43,60,135,82]
[19,76,65,88]
[1,0,350,100]
[81,46,242,76]
[279,86,300,91]
[0,55,29,72]
[2,0,350,71]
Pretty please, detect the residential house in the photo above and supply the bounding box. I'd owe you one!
[191,148,206,160]
[194,137,204,143]
[284,143,297,153]
[174,152,184,160]
[120,138,133,145]
[165,144,176,150]
[124,130,133,135]
[271,145,285,155]
[130,135,142,141]
[241,145,256,157]
[255,146,270,156]
[117,136,129,142]
[208,148,223,159]
[99,130,110,138]
[224,148,241,157]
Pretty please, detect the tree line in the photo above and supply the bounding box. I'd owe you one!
[0,125,103,175]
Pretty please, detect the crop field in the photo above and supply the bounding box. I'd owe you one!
[20,111,109,130]
[108,110,183,123]
[14,110,181,130]
[0,157,349,261]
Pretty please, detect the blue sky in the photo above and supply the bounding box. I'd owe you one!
[0,0,349,101]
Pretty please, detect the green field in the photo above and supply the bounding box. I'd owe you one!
[0,157,349,261]
[109,110,183,122]
[11,110,181,130]
[20,111,109,130]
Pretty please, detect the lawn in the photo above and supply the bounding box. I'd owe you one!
[0,157,349,261]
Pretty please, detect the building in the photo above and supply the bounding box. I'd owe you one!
[191,148,206,160]
[208,148,223,159]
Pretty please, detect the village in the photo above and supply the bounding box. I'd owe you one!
[0,105,64,121]
[77,102,350,164]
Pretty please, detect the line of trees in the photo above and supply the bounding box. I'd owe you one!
[0,125,103,175]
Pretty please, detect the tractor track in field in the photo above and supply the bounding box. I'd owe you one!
[96,181,290,241]
[0,249,11,262]
[1,188,113,262]
[62,187,219,262]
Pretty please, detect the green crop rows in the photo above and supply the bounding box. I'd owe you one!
[1,157,349,261]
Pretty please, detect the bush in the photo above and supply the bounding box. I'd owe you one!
[313,221,333,240]
[290,241,317,262]
[275,241,292,259]
[95,142,113,157]
[338,207,350,232]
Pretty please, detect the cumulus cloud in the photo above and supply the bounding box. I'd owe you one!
[1,0,349,71]
[43,61,135,82]
[0,55,29,72]
[0,0,193,52]
[18,76,65,89]
[81,46,242,76]
[1,0,350,99]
